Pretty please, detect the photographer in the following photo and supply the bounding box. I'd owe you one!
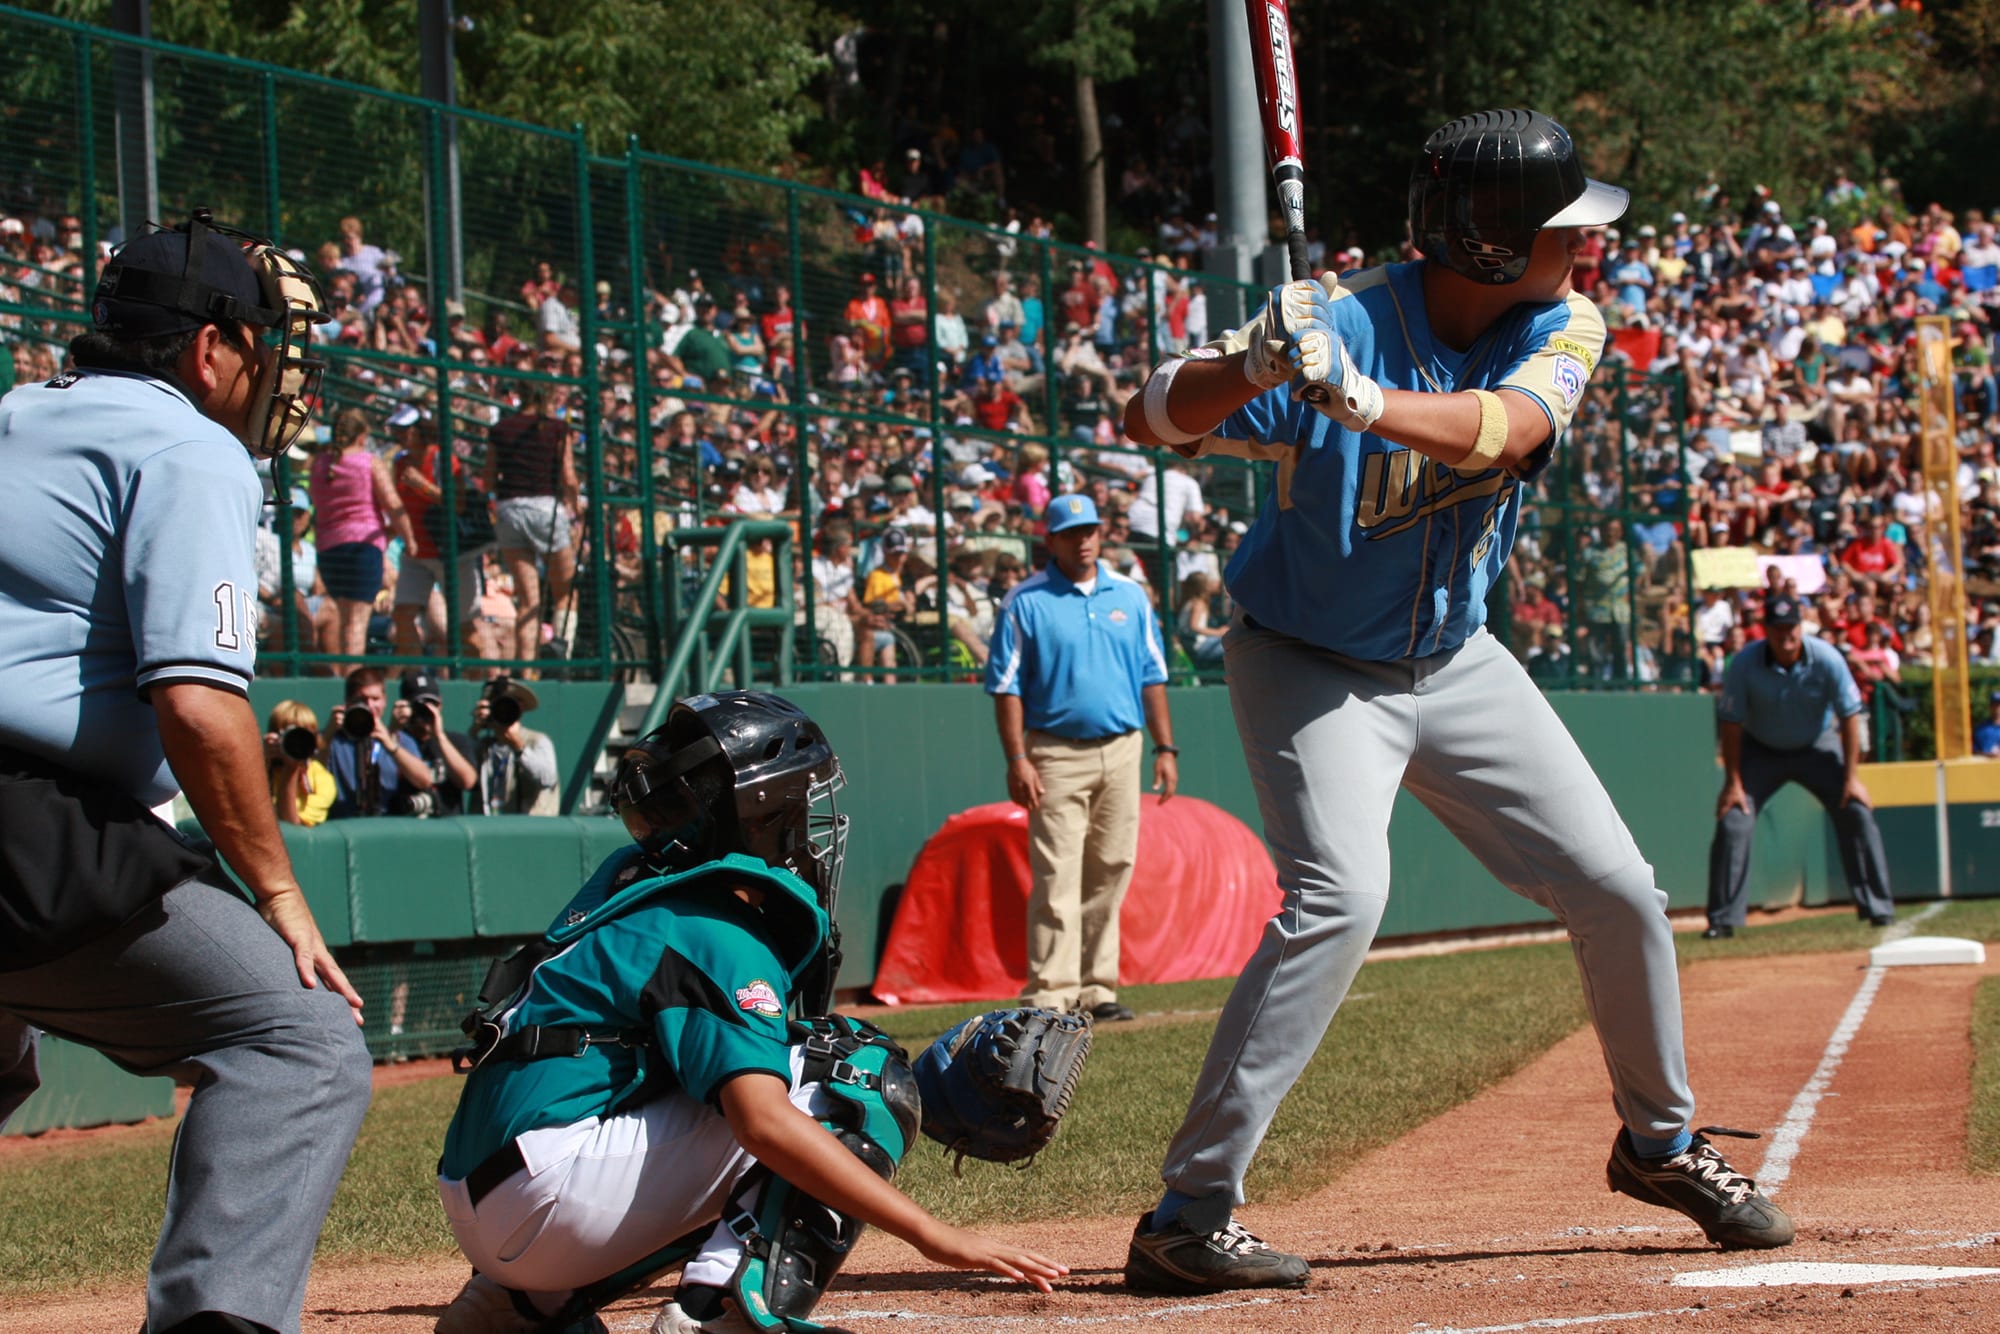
[264,700,335,827]
[395,670,477,816]
[324,666,433,819]
[470,677,560,816]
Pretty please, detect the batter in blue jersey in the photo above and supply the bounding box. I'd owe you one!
[1119,110,1796,1295]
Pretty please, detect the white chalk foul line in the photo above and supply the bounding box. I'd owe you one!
[1411,1306,1716,1333]
[1753,901,1945,1197]
[826,1295,1283,1326]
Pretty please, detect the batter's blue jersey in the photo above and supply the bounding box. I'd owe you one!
[1193,262,1607,662]
[0,370,262,805]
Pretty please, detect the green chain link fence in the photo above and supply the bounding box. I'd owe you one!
[0,3,1695,696]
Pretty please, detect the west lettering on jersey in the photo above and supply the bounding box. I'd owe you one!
[1355,448,1514,540]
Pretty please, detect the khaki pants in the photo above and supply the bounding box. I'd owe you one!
[1023,728,1143,1009]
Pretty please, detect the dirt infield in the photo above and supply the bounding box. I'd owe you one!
[7,947,1999,1333]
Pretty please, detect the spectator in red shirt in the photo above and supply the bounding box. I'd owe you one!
[889,275,930,379]
[1510,578,1564,658]
[1842,591,1902,652]
[969,375,1032,434]
[1840,514,1903,590]
[843,272,891,369]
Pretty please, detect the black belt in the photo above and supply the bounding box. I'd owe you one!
[464,1139,526,1208]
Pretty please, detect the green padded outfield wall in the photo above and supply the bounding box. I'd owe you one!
[1,1037,174,1137]
[785,684,1847,976]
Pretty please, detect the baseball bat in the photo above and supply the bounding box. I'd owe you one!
[1243,0,1312,284]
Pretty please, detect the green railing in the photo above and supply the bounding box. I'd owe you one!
[0,3,1696,693]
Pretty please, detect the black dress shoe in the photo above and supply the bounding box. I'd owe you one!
[1701,925,1734,940]
[1088,1001,1136,1022]
[1868,914,1895,927]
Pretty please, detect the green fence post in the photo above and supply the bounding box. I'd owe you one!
[426,104,466,678]
[1037,242,1058,438]
[260,72,282,240]
[922,212,946,674]
[574,124,611,677]
[73,32,97,297]
[788,188,817,678]
[626,136,664,679]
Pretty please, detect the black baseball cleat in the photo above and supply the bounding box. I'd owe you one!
[1701,925,1734,940]
[1607,1127,1794,1249]
[1124,1210,1310,1293]
[1868,913,1895,927]
[1088,1001,1136,1023]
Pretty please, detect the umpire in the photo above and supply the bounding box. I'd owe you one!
[1705,593,1896,937]
[0,213,371,1334]
[987,494,1176,1023]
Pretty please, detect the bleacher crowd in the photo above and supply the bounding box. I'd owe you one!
[5,166,2000,757]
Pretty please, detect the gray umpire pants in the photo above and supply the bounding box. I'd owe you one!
[0,876,372,1334]
[1159,620,1694,1217]
[1706,729,1895,928]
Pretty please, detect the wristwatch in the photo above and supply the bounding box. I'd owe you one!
[1154,745,1180,756]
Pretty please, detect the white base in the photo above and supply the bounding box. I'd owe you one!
[1674,1261,2000,1288]
[1869,935,1988,968]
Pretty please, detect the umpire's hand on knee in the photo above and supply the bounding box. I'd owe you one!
[1007,756,1043,811]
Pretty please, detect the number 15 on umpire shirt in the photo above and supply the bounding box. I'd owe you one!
[985,562,1169,739]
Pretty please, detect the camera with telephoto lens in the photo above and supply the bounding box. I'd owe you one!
[483,677,522,730]
[279,726,318,762]
[340,705,378,740]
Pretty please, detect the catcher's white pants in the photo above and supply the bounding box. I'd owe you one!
[438,1046,831,1303]
[1160,620,1696,1209]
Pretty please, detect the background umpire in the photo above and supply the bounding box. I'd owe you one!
[0,213,371,1334]
[986,493,1176,1023]
[1706,593,1896,937]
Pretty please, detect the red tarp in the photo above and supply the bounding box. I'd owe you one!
[870,797,1281,1005]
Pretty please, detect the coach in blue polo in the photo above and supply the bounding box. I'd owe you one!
[988,493,1176,1023]
[1705,592,1895,937]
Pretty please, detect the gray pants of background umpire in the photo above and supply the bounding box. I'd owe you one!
[1160,621,1694,1217]
[0,877,372,1334]
[1706,729,1895,928]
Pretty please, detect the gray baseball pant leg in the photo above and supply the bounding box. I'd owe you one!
[0,876,373,1334]
[1706,737,1791,930]
[1159,625,1693,1215]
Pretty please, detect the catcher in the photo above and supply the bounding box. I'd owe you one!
[433,691,1065,1334]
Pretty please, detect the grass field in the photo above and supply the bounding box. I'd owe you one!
[5,902,1997,1296]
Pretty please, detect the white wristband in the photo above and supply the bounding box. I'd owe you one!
[1142,358,1207,446]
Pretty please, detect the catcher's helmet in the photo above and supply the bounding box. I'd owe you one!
[1409,109,1628,286]
[610,690,848,908]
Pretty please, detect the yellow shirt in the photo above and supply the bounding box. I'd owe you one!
[862,567,904,608]
[273,758,336,828]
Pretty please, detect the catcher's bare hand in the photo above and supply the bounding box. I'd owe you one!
[258,886,365,1023]
[917,1222,1069,1292]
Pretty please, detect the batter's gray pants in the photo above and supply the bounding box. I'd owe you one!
[1160,621,1694,1215]
[0,876,372,1334]
[1706,730,1895,928]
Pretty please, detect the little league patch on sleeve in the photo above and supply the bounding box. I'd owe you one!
[1547,336,1599,373]
[735,980,783,1017]
[1551,355,1586,409]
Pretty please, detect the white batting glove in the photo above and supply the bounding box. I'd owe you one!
[1244,279,1336,389]
[1297,335,1384,432]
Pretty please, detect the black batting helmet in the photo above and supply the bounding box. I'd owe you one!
[1409,109,1628,286]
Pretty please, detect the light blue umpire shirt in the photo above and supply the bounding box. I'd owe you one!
[0,368,262,806]
[985,559,1169,740]
[1716,633,1865,752]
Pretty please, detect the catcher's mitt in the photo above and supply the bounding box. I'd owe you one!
[911,1006,1093,1170]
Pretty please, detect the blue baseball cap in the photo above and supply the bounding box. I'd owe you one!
[1045,493,1100,534]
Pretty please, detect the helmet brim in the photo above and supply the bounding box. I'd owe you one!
[1546,178,1629,228]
